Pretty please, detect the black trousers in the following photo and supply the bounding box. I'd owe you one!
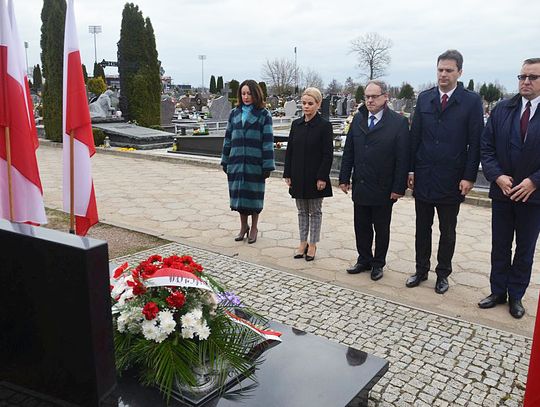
[415,199,460,278]
[354,202,394,268]
[490,200,540,300]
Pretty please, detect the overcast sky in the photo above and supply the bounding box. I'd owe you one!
[16,0,540,94]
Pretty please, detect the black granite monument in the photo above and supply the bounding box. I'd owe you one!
[0,220,116,406]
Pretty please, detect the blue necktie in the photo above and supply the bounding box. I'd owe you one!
[368,115,376,130]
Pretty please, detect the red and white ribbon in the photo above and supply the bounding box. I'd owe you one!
[225,311,282,342]
[145,268,212,291]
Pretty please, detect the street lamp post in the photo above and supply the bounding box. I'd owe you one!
[198,55,206,91]
[24,41,29,76]
[88,25,102,64]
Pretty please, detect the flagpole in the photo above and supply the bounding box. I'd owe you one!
[69,131,75,234]
[4,126,14,221]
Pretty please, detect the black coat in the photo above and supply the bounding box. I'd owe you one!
[410,85,484,204]
[339,105,410,205]
[283,114,333,199]
[482,94,540,205]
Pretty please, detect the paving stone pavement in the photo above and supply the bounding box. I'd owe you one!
[36,144,540,338]
[114,243,531,406]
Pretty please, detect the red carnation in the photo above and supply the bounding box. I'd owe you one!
[142,302,159,320]
[166,291,186,308]
[113,262,129,279]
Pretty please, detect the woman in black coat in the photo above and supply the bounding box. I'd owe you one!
[283,87,333,261]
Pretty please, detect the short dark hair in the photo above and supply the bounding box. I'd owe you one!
[437,49,463,71]
[237,79,265,109]
[523,58,540,65]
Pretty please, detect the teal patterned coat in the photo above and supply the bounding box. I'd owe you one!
[221,106,275,214]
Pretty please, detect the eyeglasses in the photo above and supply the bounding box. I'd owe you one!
[517,74,540,81]
[365,94,384,100]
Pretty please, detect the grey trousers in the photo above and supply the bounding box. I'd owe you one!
[295,198,323,243]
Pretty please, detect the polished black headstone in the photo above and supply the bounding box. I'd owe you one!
[108,321,388,407]
[0,220,116,406]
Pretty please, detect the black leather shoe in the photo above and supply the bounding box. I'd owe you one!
[347,263,371,274]
[509,298,525,319]
[371,267,383,281]
[478,293,507,309]
[405,273,427,287]
[435,277,449,294]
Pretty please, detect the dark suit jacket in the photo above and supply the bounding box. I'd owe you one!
[283,113,334,198]
[339,105,410,205]
[481,94,540,205]
[410,84,484,204]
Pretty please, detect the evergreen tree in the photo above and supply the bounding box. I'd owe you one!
[142,17,161,126]
[87,77,107,95]
[467,79,474,91]
[41,0,66,142]
[216,76,223,93]
[130,73,152,126]
[398,83,415,100]
[117,4,160,126]
[229,79,239,99]
[479,83,488,99]
[32,64,43,91]
[355,85,364,103]
[118,3,146,121]
[209,75,216,93]
[82,63,88,83]
[93,62,105,82]
[258,81,268,100]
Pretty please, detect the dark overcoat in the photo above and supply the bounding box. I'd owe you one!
[410,84,484,204]
[283,113,333,199]
[221,106,275,213]
[339,105,410,205]
[481,94,540,205]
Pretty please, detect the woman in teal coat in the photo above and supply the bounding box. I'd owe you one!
[221,80,275,244]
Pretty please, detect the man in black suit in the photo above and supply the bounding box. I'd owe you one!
[406,50,484,294]
[339,80,409,281]
[479,58,540,319]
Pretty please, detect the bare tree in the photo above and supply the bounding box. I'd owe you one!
[350,32,393,80]
[326,79,343,95]
[261,58,299,95]
[301,67,324,91]
[343,76,357,95]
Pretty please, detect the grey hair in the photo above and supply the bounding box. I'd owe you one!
[365,80,388,94]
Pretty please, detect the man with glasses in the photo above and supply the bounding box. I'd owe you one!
[339,80,409,281]
[479,58,540,319]
[406,50,484,294]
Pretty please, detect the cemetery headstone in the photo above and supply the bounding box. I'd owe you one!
[347,98,356,115]
[321,95,331,120]
[209,96,232,121]
[267,95,279,109]
[0,220,116,407]
[160,97,176,126]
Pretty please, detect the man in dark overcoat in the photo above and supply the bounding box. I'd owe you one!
[406,49,484,294]
[479,58,540,319]
[339,80,409,281]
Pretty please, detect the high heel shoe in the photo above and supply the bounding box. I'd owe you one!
[305,245,316,262]
[294,245,308,259]
[234,226,249,241]
[247,228,258,244]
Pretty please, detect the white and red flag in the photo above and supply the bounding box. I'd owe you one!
[0,0,47,224]
[62,0,98,236]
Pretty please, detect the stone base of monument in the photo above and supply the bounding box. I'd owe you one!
[92,122,174,150]
[0,221,116,407]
